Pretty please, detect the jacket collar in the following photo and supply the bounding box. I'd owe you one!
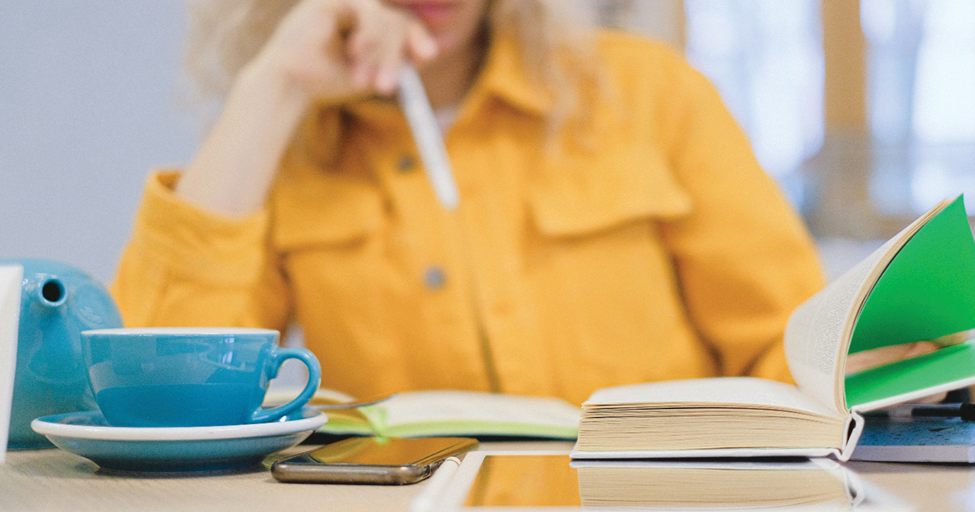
[468,31,553,118]
[340,31,553,125]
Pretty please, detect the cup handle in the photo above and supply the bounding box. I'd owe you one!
[249,347,322,424]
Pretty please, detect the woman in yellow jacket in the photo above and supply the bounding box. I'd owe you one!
[112,0,826,405]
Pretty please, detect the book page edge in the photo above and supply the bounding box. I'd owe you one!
[568,446,841,460]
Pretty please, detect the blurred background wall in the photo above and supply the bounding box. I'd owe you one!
[0,1,195,283]
[2,0,974,287]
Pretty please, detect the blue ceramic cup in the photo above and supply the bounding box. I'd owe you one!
[80,328,321,428]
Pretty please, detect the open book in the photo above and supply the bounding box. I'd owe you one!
[571,196,975,461]
[266,388,580,440]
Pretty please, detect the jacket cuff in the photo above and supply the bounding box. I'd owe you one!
[130,170,270,285]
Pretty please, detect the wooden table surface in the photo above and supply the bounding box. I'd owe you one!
[3,441,975,512]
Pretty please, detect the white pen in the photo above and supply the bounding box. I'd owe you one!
[397,64,460,211]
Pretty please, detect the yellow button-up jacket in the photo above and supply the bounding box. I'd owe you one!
[113,31,825,405]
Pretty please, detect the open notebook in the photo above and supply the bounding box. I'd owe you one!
[265,388,580,440]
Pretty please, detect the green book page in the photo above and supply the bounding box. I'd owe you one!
[351,390,581,440]
[315,408,377,436]
[383,420,579,440]
[848,197,975,353]
[845,196,975,406]
[311,391,581,439]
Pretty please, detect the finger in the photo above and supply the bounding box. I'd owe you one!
[349,54,398,94]
[405,22,438,63]
[359,10,414,93]
[345,15,405,93]
[374,64,402,95]
[344,22,374,67]
[350,61,376,88]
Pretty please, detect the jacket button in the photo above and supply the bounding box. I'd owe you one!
[423,266,447,290]
[397,155,417,172]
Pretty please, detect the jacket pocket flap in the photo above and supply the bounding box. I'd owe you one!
[528,146,692,237]
[271,164,383,250]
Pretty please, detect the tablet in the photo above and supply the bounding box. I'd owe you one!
[430,450,577,511]
[424,451,913,511]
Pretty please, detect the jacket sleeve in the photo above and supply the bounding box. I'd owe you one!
[110,171,291,331]
[657,53,826,383]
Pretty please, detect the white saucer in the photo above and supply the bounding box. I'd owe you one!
[31,407,328,472]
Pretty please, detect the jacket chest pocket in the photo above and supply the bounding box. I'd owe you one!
[271,167,383,252]
[523,143,695,299]
[269,165,410,351]
[528,144,692,238]
[522,145,693,322]
[523,146,699,375]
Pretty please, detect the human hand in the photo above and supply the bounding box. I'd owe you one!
[247,0,438,106]
[176,0,438,216]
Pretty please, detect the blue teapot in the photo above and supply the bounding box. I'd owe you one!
[3,259,123,448]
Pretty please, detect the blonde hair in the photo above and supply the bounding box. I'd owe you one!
[182,0,604,141]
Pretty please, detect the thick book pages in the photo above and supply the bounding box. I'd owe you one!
[574,377,847,458]
[0,265,23,464]
[268,389,580,440]
[572,196,975,461]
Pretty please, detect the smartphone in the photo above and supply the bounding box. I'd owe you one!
[271,436,478,485]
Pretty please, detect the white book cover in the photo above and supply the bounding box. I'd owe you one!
[0,265,23,464]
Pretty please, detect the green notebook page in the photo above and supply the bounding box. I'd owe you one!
[845,196,975,407]
[360,405,578,439]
